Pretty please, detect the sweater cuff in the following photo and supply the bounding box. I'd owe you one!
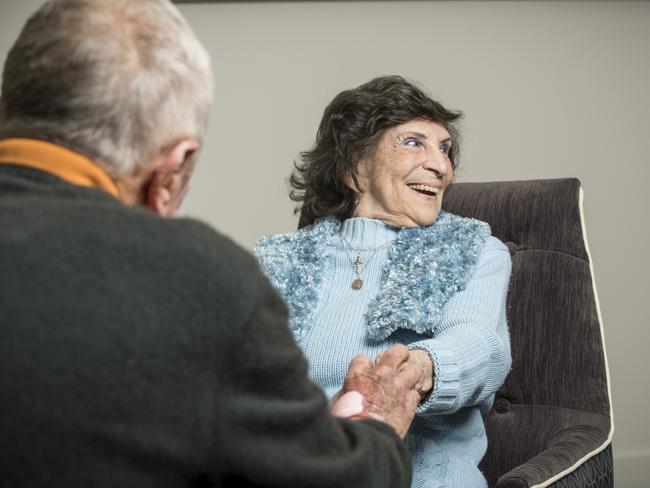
[407,342,460,414]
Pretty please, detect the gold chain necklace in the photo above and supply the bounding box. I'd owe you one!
[339,233,394,290]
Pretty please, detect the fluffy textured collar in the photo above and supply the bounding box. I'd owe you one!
[255,211,490,342]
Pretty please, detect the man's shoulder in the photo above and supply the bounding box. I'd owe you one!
[65,200,267,297]
[87,202,245,260]
[159,216,249,258]
[107,211,277,326]
[138,214,263,283]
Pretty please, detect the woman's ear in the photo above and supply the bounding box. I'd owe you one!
[344,165,365,193]
[343,171,355,191]
[146,138,199,217]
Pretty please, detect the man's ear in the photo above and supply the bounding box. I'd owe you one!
[146,138,199,217]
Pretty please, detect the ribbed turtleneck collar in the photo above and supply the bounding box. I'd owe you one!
[339,217,399,249]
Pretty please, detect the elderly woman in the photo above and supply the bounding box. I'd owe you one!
[255,75,511,488]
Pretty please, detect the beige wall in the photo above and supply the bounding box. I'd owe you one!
[2,0,649,485]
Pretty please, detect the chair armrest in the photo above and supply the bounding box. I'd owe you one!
[494,425,612,488]
[481,403,611,488]
[546,445,613,488]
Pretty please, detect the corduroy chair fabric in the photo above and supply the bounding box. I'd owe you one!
[442,178,613,488]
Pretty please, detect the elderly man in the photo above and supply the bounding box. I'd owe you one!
[0,1,420,487]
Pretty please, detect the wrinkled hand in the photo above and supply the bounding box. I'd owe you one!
[406,349,434,401]
[376,348,434,400]
[331,344,420,438]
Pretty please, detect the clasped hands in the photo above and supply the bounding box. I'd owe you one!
[330,344,433,438]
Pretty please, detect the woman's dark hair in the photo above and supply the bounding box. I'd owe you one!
[291,75,463,228]
[289,76,462,227]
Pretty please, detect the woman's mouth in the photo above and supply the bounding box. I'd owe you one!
[407,183,440,196]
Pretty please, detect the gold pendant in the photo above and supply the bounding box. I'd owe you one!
[352,278,363,290]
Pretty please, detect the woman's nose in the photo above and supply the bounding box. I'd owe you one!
[422,148,450,176]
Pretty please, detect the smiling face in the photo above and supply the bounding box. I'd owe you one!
[350,118,454,228]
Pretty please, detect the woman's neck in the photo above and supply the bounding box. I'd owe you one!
[339,217,399,248]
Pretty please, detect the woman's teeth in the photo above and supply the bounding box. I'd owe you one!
[407,183,439,195]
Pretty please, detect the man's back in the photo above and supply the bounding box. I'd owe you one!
[0,1,419,484]
[0,164,409,487]
[0,163,245,486]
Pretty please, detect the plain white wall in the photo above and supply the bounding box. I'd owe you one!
[1,0,648,485]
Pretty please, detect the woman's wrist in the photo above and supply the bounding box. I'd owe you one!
[407,349,434,401]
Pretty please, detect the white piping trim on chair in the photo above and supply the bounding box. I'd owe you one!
[530,186,615,488]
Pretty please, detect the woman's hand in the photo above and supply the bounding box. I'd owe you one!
[406,349,434,401]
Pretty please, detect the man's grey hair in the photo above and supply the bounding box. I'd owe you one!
[0,0,214,177]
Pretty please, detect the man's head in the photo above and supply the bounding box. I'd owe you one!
[0,0,214,215]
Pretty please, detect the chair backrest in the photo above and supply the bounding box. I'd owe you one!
[443,178,613,486]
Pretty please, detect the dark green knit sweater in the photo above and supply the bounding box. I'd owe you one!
[0,164,411,487]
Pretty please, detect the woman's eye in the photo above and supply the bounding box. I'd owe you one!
[439,143,451,154]
[404,138,422,148]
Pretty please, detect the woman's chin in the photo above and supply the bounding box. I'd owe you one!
[397,210,441,228]
[416,209,442,227]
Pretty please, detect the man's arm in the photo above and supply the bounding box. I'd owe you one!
[217,271,415,488]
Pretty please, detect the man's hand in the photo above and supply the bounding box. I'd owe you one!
[331,344,420,438]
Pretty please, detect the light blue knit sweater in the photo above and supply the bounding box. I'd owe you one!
[256,216,512,488]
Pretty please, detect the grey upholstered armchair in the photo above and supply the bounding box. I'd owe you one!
[443,179,614,488]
